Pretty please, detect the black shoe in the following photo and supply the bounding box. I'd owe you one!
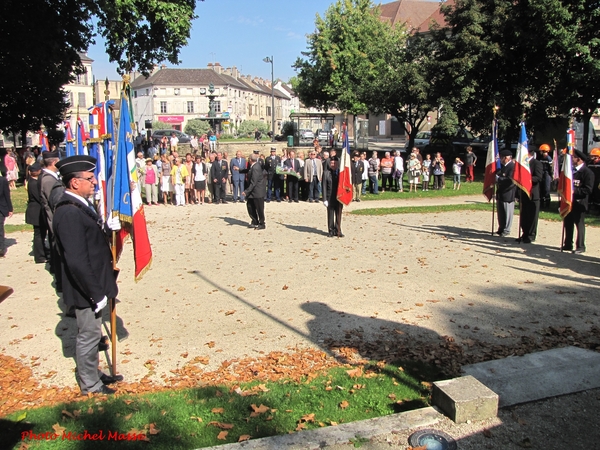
[266,199,271,203]
[522,238,532,244]
[338,233,345,238]
[256,224,266,230]
[288,199,293,203]
[356,199,361,202]
[294,200,299,203]
[100,373,124,385]
[90,385,116,395]
[561,245,573,251]
[248,222,258,228]
[221,201,228,204]
[308,199,313,203]
[573,248,585,254]
[35,258,48,264]
[276,199,281,202]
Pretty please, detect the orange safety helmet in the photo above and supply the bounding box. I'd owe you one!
[539,144,551,152]
[590,147,600,157]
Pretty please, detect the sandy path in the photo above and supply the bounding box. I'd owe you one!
[1,195,599,391]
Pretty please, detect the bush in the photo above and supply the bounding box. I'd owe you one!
[238,120,269,137]
[152,120,172,130]
[184,119,211,137]
[280,121,296,137]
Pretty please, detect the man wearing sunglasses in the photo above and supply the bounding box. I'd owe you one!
[53,155,123,395]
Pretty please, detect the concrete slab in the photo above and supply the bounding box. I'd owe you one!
[433,375,498,423]
[200,407,441,450]
[463,346,600,407]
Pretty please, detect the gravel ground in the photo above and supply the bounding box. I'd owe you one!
[1,194,599,448]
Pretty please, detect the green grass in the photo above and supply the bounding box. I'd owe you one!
[8,185,27,214]
[1,362,431,450]
[5,224,31,233]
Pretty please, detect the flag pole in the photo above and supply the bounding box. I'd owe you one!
[491,106,499,235]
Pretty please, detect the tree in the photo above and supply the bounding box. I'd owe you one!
[293,0,443,149]
[184,119,211,137]
[238,120,269,137]
[0,0,199,140]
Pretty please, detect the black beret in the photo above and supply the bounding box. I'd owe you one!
[42,151,59,160]
[499,150,512,157]
[29,162,42,172]
[573,149,587,160]
[56,155,96,177]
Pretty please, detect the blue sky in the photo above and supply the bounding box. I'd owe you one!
[88,0,334,83]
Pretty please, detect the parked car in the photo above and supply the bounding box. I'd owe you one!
[405,130,431,151]
[151,129,191,144]
[317,130,330,142]
[300,129,314,140]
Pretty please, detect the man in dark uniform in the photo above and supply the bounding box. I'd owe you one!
[538,144,553,208]
[0,171,13,258]
[496,149,516,237]
[518,148,543,243]
[242,153,267,229]
[39,151,64,289]
[53,155,122,395]
[264,147,282,202]
[210,151,229,204]
[323,156,344,237]
[284,150,301,203]
[351,151,364,202]
[562,150,595,253]
[25,163,47,263]
[587,147,600,212]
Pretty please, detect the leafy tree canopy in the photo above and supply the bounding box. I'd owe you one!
[0,0,199,139]
[184,119,211,137]
[238,120,269,137]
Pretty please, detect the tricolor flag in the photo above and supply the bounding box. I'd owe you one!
[76,117,87,155]
[111,88,152,281]
[64,122,75,157]
[513,123,532,197]
[483,118,499,201]
[558,152,573,218]
[88,105,106,221]
[566,128,576,155]
[336,122,353,206]
[39,131,49,152]
[103,100,116,223]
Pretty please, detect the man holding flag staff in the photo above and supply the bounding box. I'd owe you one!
[496,149,516,237]
[562,150,594,254]
[53,155,123,395]
[518,147,543,243]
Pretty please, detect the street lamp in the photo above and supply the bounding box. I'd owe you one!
[263,56,275,142]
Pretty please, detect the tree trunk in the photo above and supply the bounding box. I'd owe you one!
[582,111,592,154]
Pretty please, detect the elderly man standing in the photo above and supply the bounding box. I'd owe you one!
[242,153,266,229]
[52,155,122,395]
[230,150,246,203]
[496,149,516,237]
[304,149,323,203]
[210,152,229,204]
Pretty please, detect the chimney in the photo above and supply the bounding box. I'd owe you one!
[232,66,239,78]
[207,63,213,68]
[225,67,232,76]
[213,62,222,74]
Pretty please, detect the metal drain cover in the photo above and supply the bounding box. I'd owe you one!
[408,429,457,450]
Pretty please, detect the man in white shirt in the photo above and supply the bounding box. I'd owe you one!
[170,132,179,153]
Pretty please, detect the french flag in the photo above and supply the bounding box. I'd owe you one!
[336,122,353,206]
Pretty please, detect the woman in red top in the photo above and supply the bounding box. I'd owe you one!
[380,152,394,192]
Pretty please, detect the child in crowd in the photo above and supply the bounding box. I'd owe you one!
[422,166,430,191]
[453,157,464,190]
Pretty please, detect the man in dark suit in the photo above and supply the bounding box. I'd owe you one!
[25,163,47,262]
[351,151,365,202]
[242,153,266,229]
[496,150,516,237]
[0,173,13,258]
[39,151,64,288]
[284,150,301,203]
[230,150,246,203]
[210,151,229,204]
[323,156,344,237]
[264,147,282,202]
[52,155,122,395]
[563,150,595,253]
[518,149,544,243]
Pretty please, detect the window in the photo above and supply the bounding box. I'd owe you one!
[213,101,221,113]
[187,101,194,113]
[160,101,167,113]
[78,92,86,107]
[266,106,271,117]
[145,88,150,96]
[69,92,74,107]
[248,105,253,116]
[133,90,138,98]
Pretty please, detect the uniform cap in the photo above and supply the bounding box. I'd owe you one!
[499,149,512,157]
[55,155,96,177]
[42,151,59,160]
[573,149,587,161]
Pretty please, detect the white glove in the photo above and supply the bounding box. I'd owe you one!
[94,296,108,313]
[323,200,329,207]
[107,216,121,231]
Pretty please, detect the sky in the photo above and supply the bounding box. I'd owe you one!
[88,0,334,83]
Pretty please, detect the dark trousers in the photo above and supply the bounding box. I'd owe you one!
[382,173,393,191]
[327,201,343,235]
[248,198,265,225]
[520,197,540,241]
[287,177,299,201]
[32,225,47,262]
[309,176,320,201]
[0,213,5,256]
[267,177,281,200]
[48,230,63,289]
[564,205,586,250]
[214,182,226,203]
[434,174,444,189]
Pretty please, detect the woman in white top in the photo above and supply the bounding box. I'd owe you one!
[393,151,404,192]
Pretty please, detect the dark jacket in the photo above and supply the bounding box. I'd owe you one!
[352,160,364,184]
[284,157,301,174]
[210,158,229,184]
[264,155,282,180]
[0,176,12,217]
[496,160,516,203]
[528,158,544,201]
[39,170,64,229]
[322,169,340,205]
[573,164,595,211]
[25,177,43,226]
[53,192,118,309]
[243,161,266,199]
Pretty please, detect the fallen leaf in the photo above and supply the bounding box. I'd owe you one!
[208,421,234,430]
[225,310,236,316]
[124,413,133,421]
[339,400,349,409]
[299,413,315,423]
[238,434,251,442]
[346,367,363,378]
[250,404,270,414]
[61,410,75,419]
[190,416,203,422]
[211,407,225,414]
[180,352,188,358]
[217,431,229,440]
[148,423,160,435]
[52,423,65,434]
[282,285,289,290]
[295,423,306,431]
[415,303,424,307]
[206,341,216,348]
[237,287,246,291]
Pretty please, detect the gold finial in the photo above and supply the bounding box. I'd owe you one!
[493,105,499,117]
